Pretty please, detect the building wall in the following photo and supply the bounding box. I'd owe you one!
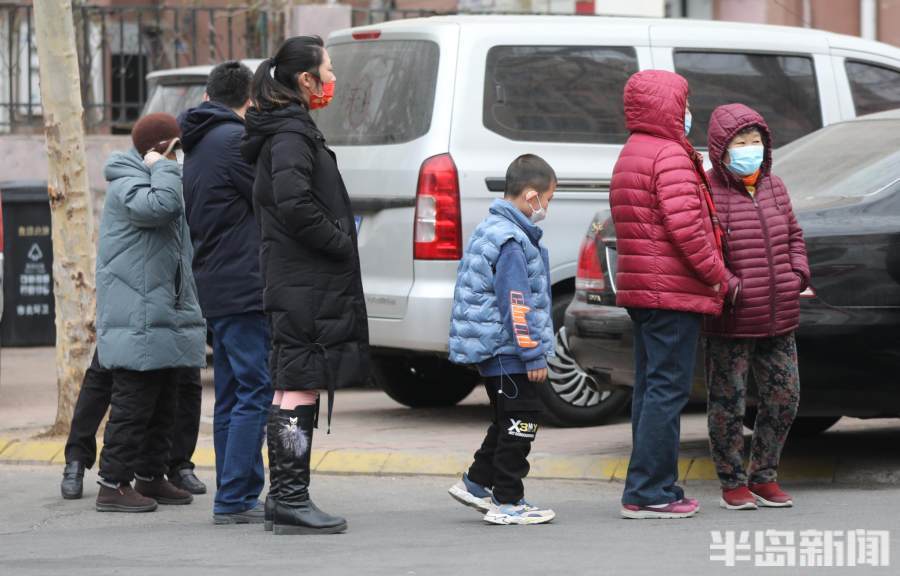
[879,0,900,47]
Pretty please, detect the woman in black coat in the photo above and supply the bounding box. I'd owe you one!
[242,35,369,536]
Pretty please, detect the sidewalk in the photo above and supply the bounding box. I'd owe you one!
[2,347,899,484]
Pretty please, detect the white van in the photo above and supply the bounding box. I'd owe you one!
[143,16,900,426]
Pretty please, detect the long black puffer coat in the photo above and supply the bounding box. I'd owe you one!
[241,103,369,423]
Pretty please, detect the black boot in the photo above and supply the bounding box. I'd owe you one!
[61,461,86,500]
[272,405,347,535]
[264,405,281,532]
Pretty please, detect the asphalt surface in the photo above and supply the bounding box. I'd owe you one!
[0,465,898,576]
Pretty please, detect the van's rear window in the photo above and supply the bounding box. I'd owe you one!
[142,82,206,118]
[484,45,638,144]
[314,40,440,146]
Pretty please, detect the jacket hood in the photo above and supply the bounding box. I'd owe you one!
[624,70,689,142]
[241,103,322,164]
[179,101,243,153]
[707,103,773,185]
[104,148,149,182]
[490,199,544,244]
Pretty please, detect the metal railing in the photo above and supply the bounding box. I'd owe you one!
[0,3,285,134]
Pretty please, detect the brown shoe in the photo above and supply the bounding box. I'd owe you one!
[135,477,193,505]
[96,483,158,513]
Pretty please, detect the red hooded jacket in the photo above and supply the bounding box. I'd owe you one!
[610,70,728,316]
[702,103,810,338]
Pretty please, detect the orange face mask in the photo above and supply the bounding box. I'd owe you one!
[309,80,335,110]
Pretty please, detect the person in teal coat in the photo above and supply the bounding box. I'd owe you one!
[95,113,207,513]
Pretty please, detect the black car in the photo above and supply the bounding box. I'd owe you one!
[565,109,900,434]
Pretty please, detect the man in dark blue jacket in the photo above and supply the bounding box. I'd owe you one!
[179,61,272,525]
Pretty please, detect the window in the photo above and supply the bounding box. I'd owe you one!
[313,40,440,146]
[846,61,900,117]
[483,46,639,144]
[142,82,206,118]
[776,119,900,202]
[674,51,821,148]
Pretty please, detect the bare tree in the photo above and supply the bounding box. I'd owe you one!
[33,0,96,435]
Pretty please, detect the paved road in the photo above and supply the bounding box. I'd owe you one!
[0,465,897,576]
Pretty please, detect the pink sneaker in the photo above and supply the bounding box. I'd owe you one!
[621,499,699,519]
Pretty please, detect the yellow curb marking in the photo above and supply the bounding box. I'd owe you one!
[316,450,389,474]
[779,457,835,480]
[0,438,15,456]
[191,448,217,468]
[0,440,63,463]
[685,458,719,481]
[381,453,468,476]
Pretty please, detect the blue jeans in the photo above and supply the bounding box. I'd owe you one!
[208,312,273,514]
[622,308,700,506]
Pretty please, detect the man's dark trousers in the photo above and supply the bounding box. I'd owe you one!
[208,312,272,514]
[99,368,179,484]
[466,373,542,505]
[65,349,202,473]
[622,308,700,506]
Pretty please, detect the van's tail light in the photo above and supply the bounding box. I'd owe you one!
[352,31,381,40]
[414,154,461,260]
[575,235,605,296]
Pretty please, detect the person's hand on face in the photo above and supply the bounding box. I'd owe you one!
[143,151,164,167]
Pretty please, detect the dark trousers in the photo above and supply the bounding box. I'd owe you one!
[66,350,202,473]
[99,368,180,484]
[622,308,700,506]
[208,313,272,514]
[467,373,542,505]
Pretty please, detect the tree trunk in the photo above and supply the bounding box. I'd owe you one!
[33,0,96,437]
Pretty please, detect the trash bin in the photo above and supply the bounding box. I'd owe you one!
[0,181,55,347]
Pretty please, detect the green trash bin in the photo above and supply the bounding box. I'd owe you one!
[0,181,55,347]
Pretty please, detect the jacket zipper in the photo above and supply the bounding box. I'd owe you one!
[750,187,777,336]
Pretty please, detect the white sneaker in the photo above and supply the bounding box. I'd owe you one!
[484,499,555,525]
[448,474,493,513]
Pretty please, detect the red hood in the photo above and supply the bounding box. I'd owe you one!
[624,70,689,142]
[707,103,773,184]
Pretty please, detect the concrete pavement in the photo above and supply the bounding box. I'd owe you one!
[0,465,898,576]
[2,347,900,483]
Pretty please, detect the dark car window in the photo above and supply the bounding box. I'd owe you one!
[846,61,900,117]
[484,46,639,144]
[674,51,822,148]
[313,40,440,146]
[775,119,900,204]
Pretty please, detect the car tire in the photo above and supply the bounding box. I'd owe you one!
[539,293,631,427]
[743,410,841,437]
[374,354,480,408]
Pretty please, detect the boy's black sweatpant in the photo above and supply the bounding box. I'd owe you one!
[467,373,542,505]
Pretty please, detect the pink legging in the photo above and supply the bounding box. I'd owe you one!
[273,390,319,410]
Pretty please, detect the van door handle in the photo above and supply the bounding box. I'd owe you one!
[485,178,611,194]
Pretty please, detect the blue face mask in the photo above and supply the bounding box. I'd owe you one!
[726,145,764,176]
[684,111,692,137]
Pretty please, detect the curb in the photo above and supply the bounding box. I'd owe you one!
[0,437,844,483]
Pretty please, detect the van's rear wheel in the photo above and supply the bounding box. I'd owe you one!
[540,293,630,427]
[375,355,479,408]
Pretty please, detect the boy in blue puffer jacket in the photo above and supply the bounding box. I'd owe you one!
[447,154,557,525]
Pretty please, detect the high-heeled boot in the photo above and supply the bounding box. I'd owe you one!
[272,405,347,535]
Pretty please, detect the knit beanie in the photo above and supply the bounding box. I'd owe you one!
[132,113,181,156]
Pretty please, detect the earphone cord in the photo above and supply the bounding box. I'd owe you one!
[496,356,520,400]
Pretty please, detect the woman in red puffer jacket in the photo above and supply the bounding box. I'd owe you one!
[611,70,729,520]
[702,103,810,512]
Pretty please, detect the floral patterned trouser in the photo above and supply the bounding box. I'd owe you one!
[703,333,800,489]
